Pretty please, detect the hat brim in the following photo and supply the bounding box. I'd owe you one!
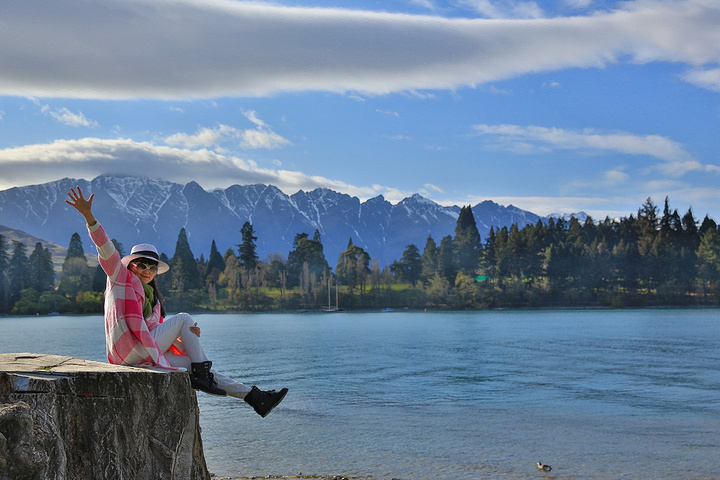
[121,254,170,275]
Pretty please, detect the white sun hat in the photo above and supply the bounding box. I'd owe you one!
[120,243,170,274]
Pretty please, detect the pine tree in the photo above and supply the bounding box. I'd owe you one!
[205,240,226,283]
[29,243,55,292]
[391,243,422,285]
[66,232,86,259]
[8,241,31,303]
[237,222,258,270]
[0,234,9,312]
[170,228,201,290]
[155,253,173,293]
[58,234,91,296]
[481,227,497,279]
[287,231,329,287]
[698,229,720,298]
[637,197,658,256]
[454,205,482,276]
[336,239,371,292]
[681,208,699,251]
[437,235,456,282]
[699,215,717,236]
[420,235,438,281]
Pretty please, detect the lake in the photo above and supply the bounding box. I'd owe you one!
[2,309,719,479]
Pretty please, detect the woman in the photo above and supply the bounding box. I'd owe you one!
[66,186,287,418]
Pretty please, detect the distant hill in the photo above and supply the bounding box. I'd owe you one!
[0,175,554,266]
[0,225,93,273]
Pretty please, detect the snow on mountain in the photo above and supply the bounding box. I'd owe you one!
[0,175,548,266]
[548,211,590,223]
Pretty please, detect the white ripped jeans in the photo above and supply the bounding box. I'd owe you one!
[151,312,252,398]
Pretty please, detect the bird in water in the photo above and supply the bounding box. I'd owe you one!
[537,462,552,472]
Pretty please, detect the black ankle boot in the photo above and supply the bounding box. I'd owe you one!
[244,386,288,417]
[189,361,227,396]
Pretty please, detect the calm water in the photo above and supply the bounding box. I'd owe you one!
[2,309,719,479]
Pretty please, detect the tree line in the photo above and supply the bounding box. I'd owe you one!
[1,196,720,315]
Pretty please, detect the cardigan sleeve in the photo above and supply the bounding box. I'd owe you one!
[88,222,124,282]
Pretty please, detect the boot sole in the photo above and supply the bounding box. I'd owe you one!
[259,388,288,418]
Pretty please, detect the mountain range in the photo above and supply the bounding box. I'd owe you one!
[0,175,570,267]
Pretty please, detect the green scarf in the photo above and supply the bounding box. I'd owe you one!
[141,281,154,319]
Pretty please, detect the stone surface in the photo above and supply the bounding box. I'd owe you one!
[0,353,210,480]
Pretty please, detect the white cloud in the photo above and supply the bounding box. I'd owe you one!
[408,0,437,10]
[376,109,400,117]
[656,158,720,177]
[164,125,235,148]
[461,194,637,219]
[41,105,98,128]
[240,111,292,149]
[1,0,719,98]
[422,183,445,193]
[602,168,630,185]
[682,67,720,92]
[564,0,593,8]
[0,137,404,201]
[241,128,290,150]
[542,81,561,88]
[472,124,694,164]
[454,0,544,19]
[163,114,290,150]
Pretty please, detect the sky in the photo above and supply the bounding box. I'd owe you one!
[1,0,719,222]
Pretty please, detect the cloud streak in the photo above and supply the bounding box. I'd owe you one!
[682,67,720,92]
[0,137,403,200]
[163,112,290,150]
[1,0,719,99]
[472,123,697,163]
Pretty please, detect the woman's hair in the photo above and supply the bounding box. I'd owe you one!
[148,278,166,317]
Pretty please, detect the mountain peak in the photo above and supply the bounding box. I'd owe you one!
[0,175,544,266]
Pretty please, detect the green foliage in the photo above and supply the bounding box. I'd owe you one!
[237,222,258,269]
[11,288,40,315]
[205,240,225,283]
[8,241,31,303]
[391,243,422,285]
[336,239,370,292]
[286,230,329,287]
[0,234,8,312]
[420,235,438,281]
[4,196,720,314]
[170,228,201,290]
[66,232,86,259]
[454,205,482,275]
[58,256,91,296]
[76,291,104,313]
[38,293,73,313]
[29,243,55,292]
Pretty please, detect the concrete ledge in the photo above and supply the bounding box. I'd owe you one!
[0,353,210,480]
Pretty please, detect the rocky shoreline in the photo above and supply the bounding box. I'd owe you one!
[213,476,400,480]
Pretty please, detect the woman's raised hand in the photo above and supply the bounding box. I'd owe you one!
[66,186,97,226]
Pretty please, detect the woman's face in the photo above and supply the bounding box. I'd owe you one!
[129,259,158,283]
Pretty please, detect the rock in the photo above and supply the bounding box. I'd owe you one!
[0,353,210,480]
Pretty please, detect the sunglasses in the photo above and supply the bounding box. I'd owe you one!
[132,261,158,273]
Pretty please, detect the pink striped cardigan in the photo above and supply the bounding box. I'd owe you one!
[88,222,175,369]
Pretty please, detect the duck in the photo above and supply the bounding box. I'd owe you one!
[537,462,552,472]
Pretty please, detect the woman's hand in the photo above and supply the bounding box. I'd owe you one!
[189,322,201,337]
[66,187,97,226]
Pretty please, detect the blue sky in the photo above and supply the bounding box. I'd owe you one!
[1,0,719,222]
